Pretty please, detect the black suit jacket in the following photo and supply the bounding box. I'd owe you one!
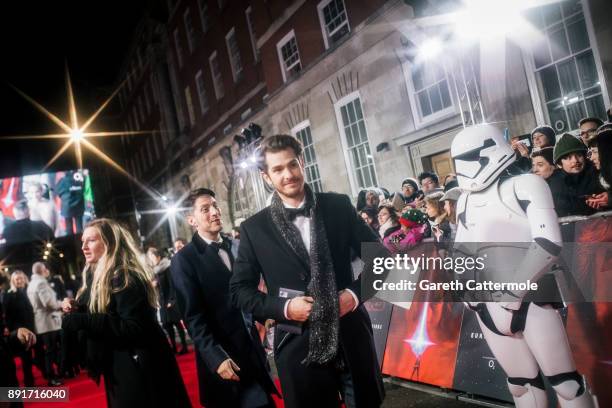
[171,232,277,407]
[230,192,386,408]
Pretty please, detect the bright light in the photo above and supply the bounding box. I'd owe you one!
[418,38,444,61]
[240,161,248,169]
[3,267,8,272]
[161,195,168,202]
[46,242,52,248]
[43,255,48,260]
[167,206,177,215]
[59,253,64,258]
[454,0,530,41]
[44,250,49,255]
[249,155,257,164]
[70,128,84,142]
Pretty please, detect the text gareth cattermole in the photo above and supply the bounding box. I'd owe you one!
[372,254,486,275]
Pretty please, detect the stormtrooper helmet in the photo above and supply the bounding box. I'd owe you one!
[451,124,516,192]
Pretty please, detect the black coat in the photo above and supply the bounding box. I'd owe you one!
[547,165,605,217]
[2,289,35,332]
[2,219,54,246]
[62,273,190,408]
[230,192,385,408]
[171,232,278,408]
[154,260,182,324]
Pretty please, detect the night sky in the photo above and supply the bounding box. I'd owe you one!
[0,0,148,178]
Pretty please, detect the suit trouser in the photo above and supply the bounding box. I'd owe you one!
[16,348,34,386]
[40,330,60,379]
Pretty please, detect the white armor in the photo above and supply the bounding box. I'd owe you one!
[452,124,597,408]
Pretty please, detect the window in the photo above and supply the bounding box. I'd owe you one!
[184,86,196,126]
[292,122,323,192]
[209,51,225,99]
[245,7,259,61]
[195,70,209,114]
[225,28,243,82]
[403,57,455,127]
[198,0,209,34]
[184,8,195,53]
[317,0,350,49]
[276,30,301,83]
[173,29,184,68]
[527,0,606,133]
[334,93,378,194]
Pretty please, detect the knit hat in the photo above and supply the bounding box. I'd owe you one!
[399,208,428,228]
[531,126,556,147]
[553,133,586,164]
[588,124,612,147]
[401,178,419,191]
[530,146,555,165]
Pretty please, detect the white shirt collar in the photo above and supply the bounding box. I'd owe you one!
[282,197,306,209]
[198,231,223,245]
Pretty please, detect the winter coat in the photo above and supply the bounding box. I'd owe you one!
[26,274,62,334]
[383,226,424,254]
[153,258,182,324]
[546,165,605,217]
[2,288,35,332]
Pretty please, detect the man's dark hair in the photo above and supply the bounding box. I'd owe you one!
[578,117,604,128]
[418,171,439,186]
[530,146,555,165]
[185,188,216,209]
[255,134,303,171]
[174,237,186,244]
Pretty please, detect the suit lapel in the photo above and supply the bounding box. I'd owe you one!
[192,232,232,275]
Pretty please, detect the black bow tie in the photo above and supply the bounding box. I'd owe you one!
[209,239,232,254]
[286,207,310,221]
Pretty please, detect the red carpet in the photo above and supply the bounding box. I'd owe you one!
[17,347,285,407]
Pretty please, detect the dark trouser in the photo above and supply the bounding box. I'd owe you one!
[16,348,35,386]
[40,330,61,379]
[163,322,187,352]
[64,216,83,235]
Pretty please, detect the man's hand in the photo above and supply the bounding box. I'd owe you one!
[217,358,240,381]
[586,192,608,209]
[339,290,357,317]
[513,141,530,157]
[287,296,314,322]
[16,328,36,350]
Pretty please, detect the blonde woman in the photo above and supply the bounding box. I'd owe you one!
[4,270,35,386]
[61,218,190,408]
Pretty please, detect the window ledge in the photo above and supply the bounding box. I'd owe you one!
[393,113,463,146]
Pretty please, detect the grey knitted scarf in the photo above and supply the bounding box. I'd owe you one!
[269,184,339,365]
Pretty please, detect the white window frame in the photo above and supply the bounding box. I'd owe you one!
[184,85,196,126]
[317,0,350,50]
[173,29,184,68]
[198,0,209,34]
[401,57,457,129]
[276,30,301,83]
[225,27,243,82]
[245,6,259,62]
[209,51,225,100]
[183,8,195,53]
[291,120,323,192]
[333,91,378,196]
[195,70,209,115]
[522,0,609,132]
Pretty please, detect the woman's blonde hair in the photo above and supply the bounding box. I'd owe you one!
[80,218,157,313]
[9,270,28,292]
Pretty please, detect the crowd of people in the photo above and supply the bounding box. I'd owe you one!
[0,116,610,408]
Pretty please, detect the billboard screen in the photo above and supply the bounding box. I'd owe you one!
[0,169,95,246]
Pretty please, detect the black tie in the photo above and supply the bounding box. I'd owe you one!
[286,207,310,221]
[209,239,232,255]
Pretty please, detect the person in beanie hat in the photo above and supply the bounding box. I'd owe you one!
[531,146,555,180]
[401,178,423,205]
[530,126,556,149]
[547,133,604,216]
[382,208,427,254]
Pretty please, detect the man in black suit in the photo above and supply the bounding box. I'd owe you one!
[230,135,386,408]
[171,188,278,408]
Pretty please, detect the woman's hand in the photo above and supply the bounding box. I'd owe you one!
[61,297,75,313]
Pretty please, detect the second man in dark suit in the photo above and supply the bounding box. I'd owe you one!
[171,188,278,408]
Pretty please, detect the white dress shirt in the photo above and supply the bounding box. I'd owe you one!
[200,232,232,271]
[281,198,358,319]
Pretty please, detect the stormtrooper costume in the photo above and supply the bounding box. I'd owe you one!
[451,124,597,408]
